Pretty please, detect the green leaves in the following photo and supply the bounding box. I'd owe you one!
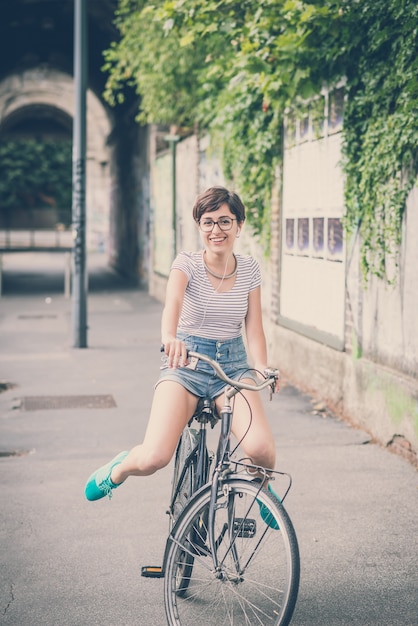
[103,0,339,236]
[341,0,418,282]
[0,140,72,216]
[104,0,418,280]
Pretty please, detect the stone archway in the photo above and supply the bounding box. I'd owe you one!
[0,66,112,252]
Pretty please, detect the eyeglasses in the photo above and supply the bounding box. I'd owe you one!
[199,217,237,232]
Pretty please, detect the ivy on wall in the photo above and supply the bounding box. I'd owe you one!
[341,0,418,282]
[103,0,418,282]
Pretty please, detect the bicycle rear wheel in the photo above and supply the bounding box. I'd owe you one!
[164,478,300,626]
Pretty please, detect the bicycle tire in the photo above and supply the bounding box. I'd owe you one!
[170,427,212,596]
[171,428,199,524]
[164,478,300,626]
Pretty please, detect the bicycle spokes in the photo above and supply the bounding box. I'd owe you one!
[164,479,300,626]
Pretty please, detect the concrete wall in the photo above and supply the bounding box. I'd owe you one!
[0,66,148,281]
[148,129,418,465]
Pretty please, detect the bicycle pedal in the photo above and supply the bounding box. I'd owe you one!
[233,518,256,538]
[141,565,164,578]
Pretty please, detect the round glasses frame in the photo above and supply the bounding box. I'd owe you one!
[199,217,237,232]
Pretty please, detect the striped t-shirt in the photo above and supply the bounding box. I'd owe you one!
[171,251,261,340]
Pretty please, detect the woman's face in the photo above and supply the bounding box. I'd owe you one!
[198,203,241,254]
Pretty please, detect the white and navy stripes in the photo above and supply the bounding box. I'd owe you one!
[171,251,261,340]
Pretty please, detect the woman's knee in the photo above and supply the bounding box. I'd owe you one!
[241,436,276,469]
[132,445,173,475]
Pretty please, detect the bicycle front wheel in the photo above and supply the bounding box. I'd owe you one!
[164,478,300,626]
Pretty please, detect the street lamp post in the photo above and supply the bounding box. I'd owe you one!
[164,133,180,259]
[72,0,88,347]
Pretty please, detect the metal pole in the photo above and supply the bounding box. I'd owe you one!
[172,139,177,258]
[72,0,88,347]
[164,133,180,260]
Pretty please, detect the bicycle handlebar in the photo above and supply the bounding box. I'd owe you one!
[160,344,279,394]
[187,350,279,394]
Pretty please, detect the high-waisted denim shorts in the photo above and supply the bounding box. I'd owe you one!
[157,333,255,399]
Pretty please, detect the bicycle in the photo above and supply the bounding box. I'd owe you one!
[142,350,300,626]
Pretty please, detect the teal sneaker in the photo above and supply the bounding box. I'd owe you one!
[257,482,281,530]
[85,451,129,501]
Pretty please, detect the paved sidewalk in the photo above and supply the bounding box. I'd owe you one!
[0,253,417,626]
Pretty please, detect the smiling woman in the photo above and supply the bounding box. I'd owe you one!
[190,187,244,288]
[84,185,280,506]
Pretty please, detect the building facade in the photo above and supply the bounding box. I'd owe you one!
[148,106,418,465]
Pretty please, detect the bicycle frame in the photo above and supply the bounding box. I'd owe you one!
[158,351,299,626]
[142,350,281,579]
[207,385,236,571]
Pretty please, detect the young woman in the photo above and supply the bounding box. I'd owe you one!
[85,186,279,502]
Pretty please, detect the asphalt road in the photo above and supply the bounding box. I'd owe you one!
[0,253,417,626]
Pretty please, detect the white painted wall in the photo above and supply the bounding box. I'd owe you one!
[281,128,346,343]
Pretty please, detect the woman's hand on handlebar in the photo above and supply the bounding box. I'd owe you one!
[260,366,281,394]
[162,339,189,369]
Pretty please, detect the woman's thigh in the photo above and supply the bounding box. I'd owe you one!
[142,380,199,460]
[216,382,276,468]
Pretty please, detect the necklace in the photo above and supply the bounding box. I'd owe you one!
[203,252,237,280]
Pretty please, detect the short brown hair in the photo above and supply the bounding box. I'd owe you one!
[192,186,246,224]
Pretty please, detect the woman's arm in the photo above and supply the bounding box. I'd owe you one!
[161,268,189,367]
[245,286,280,392]
[245,286,268,372]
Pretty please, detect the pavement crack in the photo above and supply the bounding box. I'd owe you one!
[2,582,15,616]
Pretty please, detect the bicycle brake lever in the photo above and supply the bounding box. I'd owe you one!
[264,368,280,400]
[264,367,280,378]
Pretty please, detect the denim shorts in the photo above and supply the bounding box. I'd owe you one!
[157,333,256,399]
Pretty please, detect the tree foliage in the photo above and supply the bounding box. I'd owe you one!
[0,140,72,218]
[103,0,339,233]
[103,0,418,280]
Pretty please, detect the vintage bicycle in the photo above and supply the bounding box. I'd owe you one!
[142,350,300,626]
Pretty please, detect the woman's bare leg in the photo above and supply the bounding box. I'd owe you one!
[111,381,198,484]
[220,385,280,529]
[216,383,276,470]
